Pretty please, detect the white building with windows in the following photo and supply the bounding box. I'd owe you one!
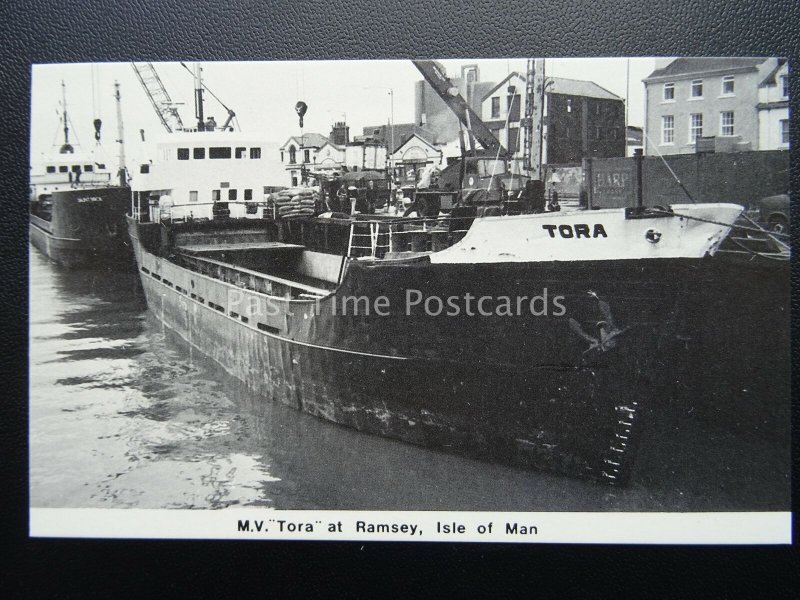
[757,60,790,150]
[643,58,786,155]
[279,133,331,186]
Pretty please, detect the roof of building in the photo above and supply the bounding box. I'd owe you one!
[362,123,438,152]
[281,133,329,149]
[297,133,329,148]
[759,58,788,87]
[547,77,622,101]
[643,58,767,81]
[478,73,621,102]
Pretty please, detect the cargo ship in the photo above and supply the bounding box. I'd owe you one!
[127,63,789,484]
[29,81,131,268]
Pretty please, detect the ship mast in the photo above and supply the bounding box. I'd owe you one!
[522,59,545,180]
[193,63,205,131]
[114,81,126,186]
[59,80,74,154]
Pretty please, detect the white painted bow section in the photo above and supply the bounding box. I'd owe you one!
[430,203,744,263]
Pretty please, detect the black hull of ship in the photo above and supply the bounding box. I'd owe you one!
[127,218,789,484]
[29,187,132,269]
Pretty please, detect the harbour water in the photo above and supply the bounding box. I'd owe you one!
[29,247,790,512]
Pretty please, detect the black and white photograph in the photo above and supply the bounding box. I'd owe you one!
[28,57,790,542]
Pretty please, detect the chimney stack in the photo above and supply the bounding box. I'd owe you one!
[330,121,350,146]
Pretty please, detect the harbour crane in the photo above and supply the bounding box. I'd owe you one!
[131,62,185,133]
[411,60,527,208]
[412,60,507,157]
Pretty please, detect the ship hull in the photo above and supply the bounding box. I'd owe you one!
[129,217,737,484]
[29,187,132,268]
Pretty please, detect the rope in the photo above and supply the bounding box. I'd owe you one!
[179,62,236,115]
[642,130,696,203]
[648,208,789,240]
[486,95,516,192]
[723,236,790,261]
[739,213,790,250]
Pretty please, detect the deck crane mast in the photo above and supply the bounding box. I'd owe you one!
[522,58,546,180]
[412,60,528,208]
[131,63,185,133]
[412,60,507,157]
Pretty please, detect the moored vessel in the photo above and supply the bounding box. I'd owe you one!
[29,81,131,268]
[126,62,786,484]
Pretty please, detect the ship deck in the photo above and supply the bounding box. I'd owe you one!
[176,241,306,254]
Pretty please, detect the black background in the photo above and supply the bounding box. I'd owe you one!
[1,0,797,594]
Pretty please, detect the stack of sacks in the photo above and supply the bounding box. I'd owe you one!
[272,186,319,220]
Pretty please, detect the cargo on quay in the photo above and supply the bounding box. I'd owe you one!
[126,61,787,484]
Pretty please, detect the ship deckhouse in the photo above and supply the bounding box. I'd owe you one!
[30,150,114,201]
[130,131,286,221]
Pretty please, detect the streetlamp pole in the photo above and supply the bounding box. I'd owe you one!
[364,86,394,175]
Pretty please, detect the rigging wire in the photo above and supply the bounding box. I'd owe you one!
[642,130,696,203]
[178,62,237,121]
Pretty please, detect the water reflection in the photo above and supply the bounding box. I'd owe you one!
[29,246,790,511]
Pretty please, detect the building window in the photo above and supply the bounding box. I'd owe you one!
[661,115,675,144]
[689,113,703,143]
[193,147,205,159]
[244,189,253,201]
[228,189,237,201]
[663,83,675,101]
[288,146,296,164]
[780,119,789,145]
[83,165,94,172]
[235,147,246,159]
[189,191,198,203]
[46,166,56,173]
[177,148,190,160]
[250,147,261,159]
[209,147,232,159]
[139,164,149,174]
[781,75,788,98]
[212,189,221,201]
[721,76,735,95]
[291,176,298,187]
[59,166,68,173]
[720,111,735,136]
[280,151,284,162]
[690,80,703,98]
[491,97,500,118]
[304,149,310,163]
[71,165,81,172]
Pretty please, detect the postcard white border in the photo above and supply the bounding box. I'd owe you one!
[30,509,792,544]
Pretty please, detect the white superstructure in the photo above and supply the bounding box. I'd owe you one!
[130,131,286,221]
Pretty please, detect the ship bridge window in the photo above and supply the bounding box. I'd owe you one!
[140,164,150,174]
[189,191,198,203]
[250,147,261,159]
[212,190,221,201]
[59,166,68,173]
[46,166,56,173]
[71,165,82,172]
[83,165,94,172]
[210,146,232,159]
[235,147,246,159]
[244,189,252,201]
[193,147,205,159]
[228,189,237,200]
[177,148,190,160]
